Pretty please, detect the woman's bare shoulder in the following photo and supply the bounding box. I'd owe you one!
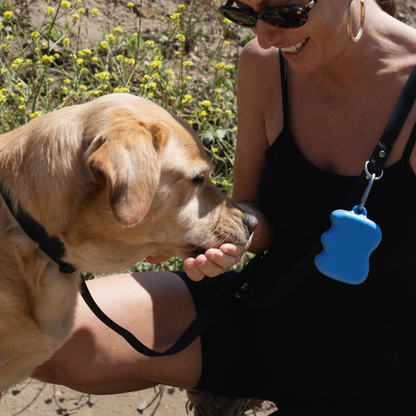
[239,38,280,73]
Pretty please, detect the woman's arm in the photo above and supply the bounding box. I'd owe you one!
[232,40,283,254]
[184,40,282,280]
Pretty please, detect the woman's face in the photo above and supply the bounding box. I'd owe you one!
[236,0,351,73]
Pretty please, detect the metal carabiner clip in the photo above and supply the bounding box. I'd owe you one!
[358,161,383,212]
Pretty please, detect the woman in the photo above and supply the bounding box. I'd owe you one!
[34,0,416,414]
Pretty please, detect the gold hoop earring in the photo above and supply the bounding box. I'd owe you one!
[347,0,365,43]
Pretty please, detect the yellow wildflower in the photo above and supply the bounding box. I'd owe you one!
[116,55,124,61]
[18,105,26,111]
[79,85,87,90]
[91,8,99,14]
[114,26,123,33]
[202,100,212,107]
[77,7,85,13]
[46,6,55,14]
[3,11,13,19]
[182,94,193,103]
[216,108,223,113]
[42,55,54,63]
[13,58,24,66]
[199,110,207,117]
[224,41,230,46]
[61,1,71,9]
[178,4,186,10]
[223,18,232,25]
[6,35,13,41]
[54,53,60,58]
[176,34,185,42]
[72,13,80,19]
[93,90,102,95]
[29,111,42,119]
[91,56,99,62]
[211,147,218,153]
[63,38,70,46]
[150,60,161,69]
[166,69,173,76]
[225,109,232,115]
[63,78,71,84]
[149,82,157,89]
[77,51,84,57]
[170,13,180,22]
[47,77,54,82]
[76,58,84,65]
[83,48,92,54]
[1,68,8,74]
[107,34,115,42]
[127,2,134,7]
[183,61,193,67]
[216,62,225,69]
[224,64,233,70]
[222,179,229,187]
[96,71,110,80]
[100,41,109,49]
[146,40,154,46]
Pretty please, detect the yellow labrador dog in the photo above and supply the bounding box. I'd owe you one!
[0,94,256,392]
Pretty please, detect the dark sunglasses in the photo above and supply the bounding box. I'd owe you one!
[218,0,317,29]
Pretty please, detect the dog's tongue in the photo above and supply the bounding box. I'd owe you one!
[146,255,171,264]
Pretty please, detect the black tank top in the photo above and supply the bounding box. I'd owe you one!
[256,56,416,413]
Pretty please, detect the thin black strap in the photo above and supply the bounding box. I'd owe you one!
[279,51,289,130]
[80,271,248,356]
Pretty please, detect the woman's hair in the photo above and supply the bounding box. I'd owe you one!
[376,0,396,17]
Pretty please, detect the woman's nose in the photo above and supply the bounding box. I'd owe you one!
[253,20,285,50]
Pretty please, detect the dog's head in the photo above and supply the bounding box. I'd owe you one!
[1,94,255,274]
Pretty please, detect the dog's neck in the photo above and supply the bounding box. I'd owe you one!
[0,184,77,274]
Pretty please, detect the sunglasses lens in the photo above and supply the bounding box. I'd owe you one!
[262,7,307,28]
[219,8,257,27]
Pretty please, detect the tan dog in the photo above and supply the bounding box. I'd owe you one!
[0,93,256,392]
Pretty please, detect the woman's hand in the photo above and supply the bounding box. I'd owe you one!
[183,237,252,281]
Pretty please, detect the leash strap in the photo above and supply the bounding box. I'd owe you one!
[80,271,248,356]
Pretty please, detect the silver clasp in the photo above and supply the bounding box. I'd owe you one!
[358,161,383,212]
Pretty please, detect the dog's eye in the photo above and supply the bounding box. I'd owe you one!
[192,174,204,185]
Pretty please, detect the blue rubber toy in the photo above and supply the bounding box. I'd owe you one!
[315,206,382,285]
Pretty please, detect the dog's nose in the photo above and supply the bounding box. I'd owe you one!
[243,213,258,236]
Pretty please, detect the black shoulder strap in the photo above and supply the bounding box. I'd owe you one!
[279,51,290,129]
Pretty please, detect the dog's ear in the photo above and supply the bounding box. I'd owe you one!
[86,121,169,227]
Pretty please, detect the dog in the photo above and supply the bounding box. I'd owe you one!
[0,93,256,392]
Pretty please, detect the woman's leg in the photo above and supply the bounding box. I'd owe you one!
[33,271,202,395]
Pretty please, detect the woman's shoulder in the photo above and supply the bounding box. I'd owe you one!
[238,38,282,96]
[239,38,280,71]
